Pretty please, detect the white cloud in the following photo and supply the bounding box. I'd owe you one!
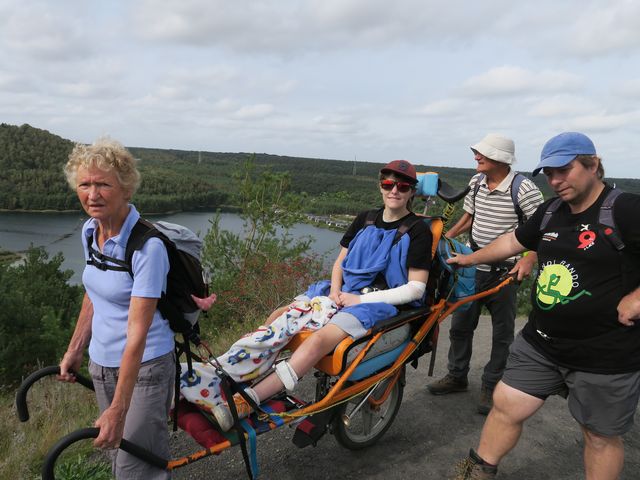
[55,82,123,99]
[274,80,298,95]
[567,2,640,57]
[232,104,275,120]
[567,112,640,133]
[311,113,362,134]
[130,0,510,54]
[460,66,583,97]
[0,73,34,93]
[527,96,598,118]
[616,78,640,99]
[0,2,93,61]
[212,98,237,112]
[416,99,465,117]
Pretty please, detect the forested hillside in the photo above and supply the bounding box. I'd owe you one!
[0,124,229,213]
[0,124,76,210]
[2,123,639,215]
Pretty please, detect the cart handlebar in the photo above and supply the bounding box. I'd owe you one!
[15,365,94,422]
[41,427,169,480]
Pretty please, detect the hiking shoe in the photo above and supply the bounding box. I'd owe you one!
[450,449,497,479]
[212,393,253,432]
[427,373,468,395]
[477,385,494,415]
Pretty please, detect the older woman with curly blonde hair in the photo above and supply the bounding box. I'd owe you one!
[58,137,174,479]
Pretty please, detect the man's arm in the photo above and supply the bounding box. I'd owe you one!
[445,212,473,239]
[447,231,526,267]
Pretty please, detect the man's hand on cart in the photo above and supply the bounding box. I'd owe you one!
[446,251,473,267]
[510,252,537,282]
[447,232,527,272]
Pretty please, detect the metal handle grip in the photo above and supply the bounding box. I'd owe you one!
[41,427,169,480]
[15,365,94,422]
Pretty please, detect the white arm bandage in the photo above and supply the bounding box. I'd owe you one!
[359,280,426,305]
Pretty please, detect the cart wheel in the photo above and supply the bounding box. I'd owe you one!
[332,375,403,450]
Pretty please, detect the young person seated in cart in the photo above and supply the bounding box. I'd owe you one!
[207,160,433,431]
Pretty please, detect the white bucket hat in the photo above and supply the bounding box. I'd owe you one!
[470,133,516,165]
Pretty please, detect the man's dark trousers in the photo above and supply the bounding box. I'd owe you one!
[447,269,519,389]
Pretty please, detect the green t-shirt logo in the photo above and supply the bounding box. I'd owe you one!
[536,263,591,311]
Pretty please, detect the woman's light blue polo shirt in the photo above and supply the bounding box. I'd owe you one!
[82,204,173,367]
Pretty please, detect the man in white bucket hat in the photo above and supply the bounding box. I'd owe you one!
[428,133,543,415]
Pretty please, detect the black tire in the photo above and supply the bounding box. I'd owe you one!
[332,375,404,450]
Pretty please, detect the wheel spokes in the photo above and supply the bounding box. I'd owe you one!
[361,408,374,434]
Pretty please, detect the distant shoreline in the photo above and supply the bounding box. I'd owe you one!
[0,205,242,215]
[0,208,80,214]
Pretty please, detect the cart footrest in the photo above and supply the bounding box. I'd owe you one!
[177,395,302,449]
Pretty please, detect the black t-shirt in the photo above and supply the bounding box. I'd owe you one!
[514,185,640,373]
[340,209,433,271]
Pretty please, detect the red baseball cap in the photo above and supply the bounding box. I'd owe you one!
[380,160,417,184]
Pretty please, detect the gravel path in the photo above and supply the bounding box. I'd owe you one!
[169,316,640,480]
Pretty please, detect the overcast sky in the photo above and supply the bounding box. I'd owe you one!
[2,0,640,178]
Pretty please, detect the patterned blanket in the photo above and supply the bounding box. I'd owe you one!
[180,296,338,414]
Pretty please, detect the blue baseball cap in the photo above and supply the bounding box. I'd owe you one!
[532,132,596,176]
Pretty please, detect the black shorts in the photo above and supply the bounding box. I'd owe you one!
[502,333,640,436]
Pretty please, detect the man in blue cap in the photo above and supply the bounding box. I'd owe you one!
[448,132,640,479]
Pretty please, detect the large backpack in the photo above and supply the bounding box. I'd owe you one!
[85,218,208,339]
[418,216,476,311]
[85,218,208,428]
[434,234,476,310]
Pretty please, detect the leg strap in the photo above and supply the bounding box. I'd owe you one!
[244,387,260,405]
[275,361,299,392]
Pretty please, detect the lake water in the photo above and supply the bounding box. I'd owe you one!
[0,211,343,284]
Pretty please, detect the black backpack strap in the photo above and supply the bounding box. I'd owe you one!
[469,174,485,250]
[84,218,160,275]
[393,215,424,244]
[365,209,423,245]
[364,209,380,226]
[172,349,181,432]
[540,189,625,250]
[510,173,526,226]
[472,173,485,202]
[599,188,624,250]
[124,219,161,269]
[597,187,631,293]
[85,231,131,272]
[539,197,564,231]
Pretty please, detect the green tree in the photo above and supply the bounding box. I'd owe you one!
[201,156,325,331]
[0,247,83,387]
